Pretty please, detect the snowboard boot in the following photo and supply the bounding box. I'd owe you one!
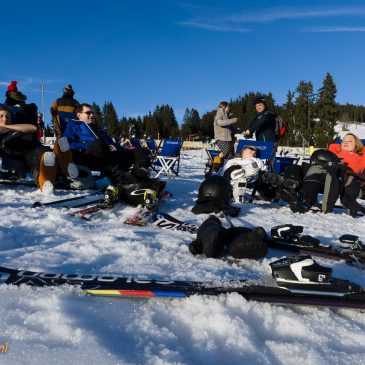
[262,172,300,190]
[53,137,79,179]
[38,152,57,194]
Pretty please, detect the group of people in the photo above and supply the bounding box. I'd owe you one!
[211,97,365,218]
[0,82,160,203]
[186,100,365,261]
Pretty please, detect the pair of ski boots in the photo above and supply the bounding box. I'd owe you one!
[38,137,78,194]
[262,172,310,213]
[103,185,158,211]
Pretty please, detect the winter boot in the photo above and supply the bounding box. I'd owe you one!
[38,152,57,194]
[53,137,78,179]
[262,172,300,190]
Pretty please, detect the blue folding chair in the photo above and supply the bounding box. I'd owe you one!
[146,139,162,163]
[153,139,183,178]
[236,139,276,161]
[204,148,220,175]
[130,138,143,149]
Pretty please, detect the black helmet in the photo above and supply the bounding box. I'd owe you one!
[197,175,232,206]
[311,149,340,165]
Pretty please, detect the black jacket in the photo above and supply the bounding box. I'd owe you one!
[249,110,277,142]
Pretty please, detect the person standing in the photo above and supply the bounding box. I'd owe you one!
[245,97,277,142]
[213,101,238,159]
[50,85,80,136]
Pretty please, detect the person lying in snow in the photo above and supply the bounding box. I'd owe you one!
[263,133,365,217]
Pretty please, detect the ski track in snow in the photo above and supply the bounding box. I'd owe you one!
[0,149,364,365]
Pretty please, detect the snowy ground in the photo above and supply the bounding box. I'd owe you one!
[0,149,364,365]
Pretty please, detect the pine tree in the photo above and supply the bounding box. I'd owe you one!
[314,73,339,147]
[181,108,201,139]
[294,81,315,147]
[91,103,103,127]
[102,102,120,137]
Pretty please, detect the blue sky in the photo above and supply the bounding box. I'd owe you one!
[1,0,364,125]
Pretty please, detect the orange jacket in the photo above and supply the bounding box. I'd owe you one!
[328,144,365,174]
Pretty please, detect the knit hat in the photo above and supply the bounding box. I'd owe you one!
[64,84,73,92]
[7,81,18,92]
[253,97,266,106]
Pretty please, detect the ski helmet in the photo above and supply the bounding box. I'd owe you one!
[310,149,340,165]
[197,175,233,206]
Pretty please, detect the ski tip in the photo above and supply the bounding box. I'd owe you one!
[32,202,43,208]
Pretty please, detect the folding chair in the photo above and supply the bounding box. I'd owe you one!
[130,138,143,149]
[146,139,162,163]
[153,139,183,178]
[204,148,220,176]
[234,140,277,201]
[236,139,276,162]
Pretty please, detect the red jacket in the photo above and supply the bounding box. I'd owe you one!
[328,144,365,174]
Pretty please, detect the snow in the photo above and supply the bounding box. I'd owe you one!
[335,122,365,139]
[0,149,364,365]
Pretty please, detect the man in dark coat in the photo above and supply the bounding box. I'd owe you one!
[245,97,277,142]
[4,81,38,126]
[50,85,80,136]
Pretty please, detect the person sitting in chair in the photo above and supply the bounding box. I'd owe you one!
[0,105,78,193]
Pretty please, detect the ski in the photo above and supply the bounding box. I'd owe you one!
[124,209,153,226]
[148,213,365,266]
[268,224,365,265]
[32,192,104,208]
[0,177,37,188]
[151,212,199,234]
[68,201,114,220]
[0,255,364,309]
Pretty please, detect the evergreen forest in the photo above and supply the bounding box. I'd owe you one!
[46,72,365,147]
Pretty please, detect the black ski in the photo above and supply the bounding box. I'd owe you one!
[0,256,364,309]
[269,225,365,265]
[148,213,365,266]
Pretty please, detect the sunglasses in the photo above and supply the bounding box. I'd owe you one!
[83,111,94,115]
[246,146,257,152]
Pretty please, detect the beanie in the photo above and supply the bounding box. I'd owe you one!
[7,81,18,92]
[64,84,73,92]
[253,97,266,106]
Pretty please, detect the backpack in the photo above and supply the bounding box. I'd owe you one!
[275,115,286,138]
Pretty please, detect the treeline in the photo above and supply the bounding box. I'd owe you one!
[46,73,365,147]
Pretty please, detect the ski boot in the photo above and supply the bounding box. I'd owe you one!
[143,190,158,211]
[104,185,120,208]
[262,172,300,190]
